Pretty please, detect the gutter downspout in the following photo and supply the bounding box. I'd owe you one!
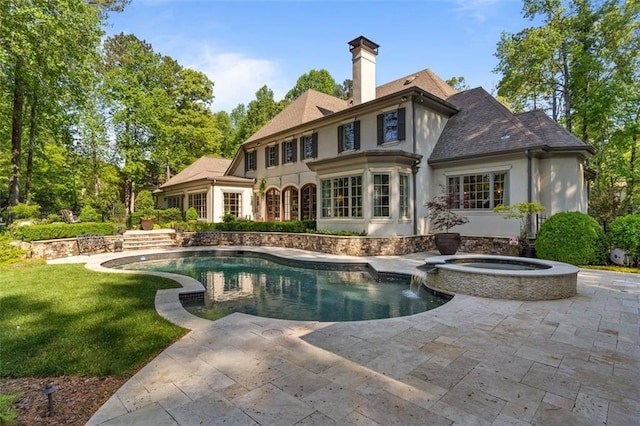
[526,149,533,239]
[412,101,418,236]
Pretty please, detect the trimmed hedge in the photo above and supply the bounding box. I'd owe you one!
[536,212,607,266]
[609,214,640,262]
[13,223,116,242]
[173,220,317,233]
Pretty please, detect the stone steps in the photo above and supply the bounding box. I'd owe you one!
[122,229,177,250]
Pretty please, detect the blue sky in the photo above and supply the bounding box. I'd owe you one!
[105,0,531,112]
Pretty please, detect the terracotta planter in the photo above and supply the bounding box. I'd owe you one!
[434,233,461,255]
[140,218,154,231]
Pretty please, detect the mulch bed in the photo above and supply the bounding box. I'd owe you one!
[1,376,127,425]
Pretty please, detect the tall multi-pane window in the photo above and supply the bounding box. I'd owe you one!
[321,180,332,217]
[399,174,409,219]
[301,184,316,219]
[320,176,362,218]
[383,111,398,142]
[166,195,183,210]
[447,172,508,209]
[337,121,360,152]
[282,186,298,220]
[301,134,317,159]
[188,192,207,219]
[266,145,278,167]
[223,192,241,218]
[266,188,280,221]
[245,151,257,171]
[282,140,296,164]
[373,174,390,217]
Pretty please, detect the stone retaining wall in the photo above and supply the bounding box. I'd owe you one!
[29,232,518,259]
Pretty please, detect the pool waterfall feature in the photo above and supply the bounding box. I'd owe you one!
[412,255,579,301]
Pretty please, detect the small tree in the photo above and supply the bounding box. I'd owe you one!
[186,207,198,221]
[494,202,546,245]
[426,189,469,233]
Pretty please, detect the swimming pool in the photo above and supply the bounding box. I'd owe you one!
[108,251,449,322]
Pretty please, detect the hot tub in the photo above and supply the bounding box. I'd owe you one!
[414,255,578,301]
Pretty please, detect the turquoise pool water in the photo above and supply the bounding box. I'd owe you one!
[111,252,449,322]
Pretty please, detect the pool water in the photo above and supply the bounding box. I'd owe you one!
[115,254,448,322]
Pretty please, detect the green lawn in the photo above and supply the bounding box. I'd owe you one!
[0,264,186,377]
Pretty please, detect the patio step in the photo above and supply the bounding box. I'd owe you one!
[122,230,177,250]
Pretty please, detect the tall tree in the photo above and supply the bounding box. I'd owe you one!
[446,76,470,91]
[284,69,340,102]
[234,85,286,144]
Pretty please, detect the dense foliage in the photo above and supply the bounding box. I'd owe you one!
[609,214,640,265]
[536,212,608,265]
[13,223,116,242]
[174,220,317,233]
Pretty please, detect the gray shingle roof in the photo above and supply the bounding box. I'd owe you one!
[244,90,350,144]
[376,68,458,99]
[429,88,593,164]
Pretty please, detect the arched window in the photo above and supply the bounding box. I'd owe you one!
[300,184,317,220]
[266,188,280,222]
[282,186,299,221]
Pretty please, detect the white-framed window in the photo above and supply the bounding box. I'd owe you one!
[301,134,317,159]
[265,145,278,168]
[188,192,207,219]
[245,151,257,171]
[320,176,363,218]
[447,172,508,210]
[373,174,390,217]
[282,139,296,164]
[223,192,241,218]
[399,174,410,219]
[377,108,405,144]
[166,195,183,210]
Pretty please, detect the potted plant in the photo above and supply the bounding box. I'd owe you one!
[493,202,545,257]
[426,188,469,255]
[139,208,156,231]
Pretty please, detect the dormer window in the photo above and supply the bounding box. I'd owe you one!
[377,108,406,144]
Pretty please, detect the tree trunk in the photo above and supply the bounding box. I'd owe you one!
[25,97,37,204]
[561,41,572,133]
[9,63,25,212]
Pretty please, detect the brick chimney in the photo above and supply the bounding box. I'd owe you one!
[348,36,379,106]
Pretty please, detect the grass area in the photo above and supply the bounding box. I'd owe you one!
[0,392,19,425]
[0,264,186,377]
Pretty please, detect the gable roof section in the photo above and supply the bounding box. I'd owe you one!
[376,68,458,100]
[160,156,233,188]
[429,88,592,164]
[245,90,350,144]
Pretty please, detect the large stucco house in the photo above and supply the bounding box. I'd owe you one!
[157,36,594,239]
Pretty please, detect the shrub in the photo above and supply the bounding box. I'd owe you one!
[109,201,127,224]
[134,190,154,211]
[536,212,607,265]
[46,213,63,223]
[609,214,640,264]
[222,212,236,223]
[78,205,100,223]
[13,223,116,242]
[9,203,41,219]
[158,208,183,225]
[185,207,198,221]
[172,220,317,233]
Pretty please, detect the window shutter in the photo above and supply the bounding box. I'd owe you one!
[274,145,279,166]
[292,138,297,162]
[354,121,361,150]
[337,125,344,153]
[244,152,249,172]
[299,138,304,159]
[252,151,257,169]
[312,133,318,158]
[281,142,286,164]
[265,147,269,168]
[397,108,406,141]
[377,114,384,145]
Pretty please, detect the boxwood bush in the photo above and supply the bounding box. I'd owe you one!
[158,208,183,225]
[13,223,116,242]
[536,212,607,265]
[78,205,100,222]
[172,220,316,233]
[609,214,640,264]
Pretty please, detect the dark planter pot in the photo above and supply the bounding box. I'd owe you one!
[520,244,536,258]
[141,218,154,231]
[434,233,461,255]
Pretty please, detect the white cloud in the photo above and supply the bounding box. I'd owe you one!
[186,46,290,112]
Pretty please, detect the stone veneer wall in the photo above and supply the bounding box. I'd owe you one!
[29,232,519,260]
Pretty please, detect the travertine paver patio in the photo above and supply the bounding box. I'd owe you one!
[50,247,639,425]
